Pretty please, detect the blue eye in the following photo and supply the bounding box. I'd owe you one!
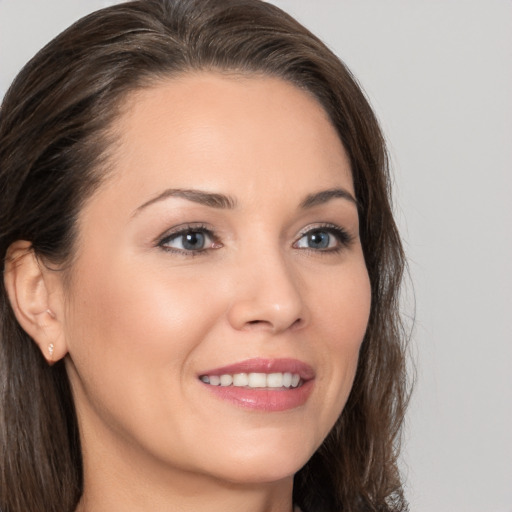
[295,226,350,251]
[160,228,215,252]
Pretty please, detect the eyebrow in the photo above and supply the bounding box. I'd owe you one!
[134,188,237,215]
[300,188,357,209]
[134,186,356,216]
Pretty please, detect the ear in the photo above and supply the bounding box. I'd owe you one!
[3,240,68,364]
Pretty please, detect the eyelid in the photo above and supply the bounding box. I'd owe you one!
[293,223,354,250]
[156,223,220,254]
[154,222,352,255]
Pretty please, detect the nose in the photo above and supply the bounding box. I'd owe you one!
[226,251,307,334]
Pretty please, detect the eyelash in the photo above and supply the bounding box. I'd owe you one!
[294,223,353,254]
[157,223,353,256]
[158,224,218,256]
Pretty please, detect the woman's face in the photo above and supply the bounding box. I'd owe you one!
[61,73,371,486]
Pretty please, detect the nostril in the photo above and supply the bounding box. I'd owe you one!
[245,319,273,329]
[290,318,302,329]
[244,317,302,331]
[227,289,306,333]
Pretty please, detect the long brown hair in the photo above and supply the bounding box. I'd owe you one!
[0,1,409,511]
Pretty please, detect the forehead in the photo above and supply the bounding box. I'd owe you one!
[95,72,353,209]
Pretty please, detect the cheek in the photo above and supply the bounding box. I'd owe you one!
[311,258,371,417]
[317,256,371,347]
[62,255,239,475]
[67,250,220,345]
[63,255,224,419]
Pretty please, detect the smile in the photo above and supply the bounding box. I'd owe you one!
[198,358,315,411]
[200,372,302,388]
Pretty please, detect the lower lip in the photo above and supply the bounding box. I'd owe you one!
[201,380,314,412]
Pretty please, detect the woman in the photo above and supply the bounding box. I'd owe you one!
[0,1,409,511]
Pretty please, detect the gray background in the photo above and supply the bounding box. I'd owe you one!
[1,1,511,511]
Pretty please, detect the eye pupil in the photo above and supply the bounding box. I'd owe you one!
[183,232,205,250]
[308,231,329,249]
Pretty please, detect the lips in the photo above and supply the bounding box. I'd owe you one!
[198,358,315,412]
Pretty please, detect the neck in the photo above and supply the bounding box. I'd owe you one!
[76,471,294,512]
[75,420,295,512]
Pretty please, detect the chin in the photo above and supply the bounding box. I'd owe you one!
[211,458,303,486]
[194,430,316,485]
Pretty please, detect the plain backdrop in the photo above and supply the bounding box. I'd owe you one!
[1,1,511,511]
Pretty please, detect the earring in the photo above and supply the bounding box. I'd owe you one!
[48,343,54,358]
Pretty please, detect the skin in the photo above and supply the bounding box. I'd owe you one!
[21,73,372,511]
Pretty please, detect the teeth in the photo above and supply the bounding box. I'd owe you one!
[282,372,292,388]
[267,373,283,388]
[219,374,233,386]
[233,373,249,386]
[200,372,302,388]
[209,375,221,386]
[248,373,267,387]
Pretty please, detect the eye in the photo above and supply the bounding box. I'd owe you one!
[159,226,218,253]
[294,225,351,252]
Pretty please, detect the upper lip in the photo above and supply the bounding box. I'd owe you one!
[199,358,315,380]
